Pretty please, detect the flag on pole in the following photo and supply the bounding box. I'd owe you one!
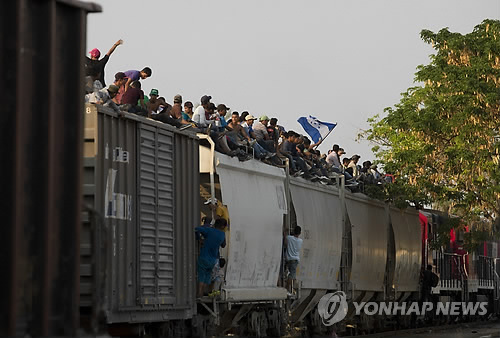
[297,115,337,143]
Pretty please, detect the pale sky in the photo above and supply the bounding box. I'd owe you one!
[85,0,499,161]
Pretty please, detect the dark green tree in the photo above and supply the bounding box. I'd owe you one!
[360,19,500,240]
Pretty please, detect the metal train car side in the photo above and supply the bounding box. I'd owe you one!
[81,105,199,334]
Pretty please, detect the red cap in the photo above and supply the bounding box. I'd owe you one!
[89,48,101,58]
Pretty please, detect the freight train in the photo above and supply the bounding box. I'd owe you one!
[81,105,500,337]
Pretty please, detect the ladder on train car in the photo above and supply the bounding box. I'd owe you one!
[459,254,469,302]
[494,258,500,313]
[337,174,351,299]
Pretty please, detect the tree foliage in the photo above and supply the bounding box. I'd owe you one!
[360,19,500,237]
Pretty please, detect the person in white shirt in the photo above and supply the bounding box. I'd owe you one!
[284,226,303,293]
[192,95,212,127]
[326,144,342,168]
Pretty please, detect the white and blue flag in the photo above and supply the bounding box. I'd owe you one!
[297,116,337,143]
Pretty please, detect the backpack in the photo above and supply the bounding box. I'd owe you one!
[431,272,439,287]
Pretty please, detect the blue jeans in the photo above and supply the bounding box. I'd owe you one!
[252,142,269,158]
[258,139,275,152]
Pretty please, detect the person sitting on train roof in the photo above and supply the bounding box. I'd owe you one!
[284,225,303,295]
[192,95,211,128]
[358,160,375,185]
[326,144,342,169]
[119,81,148,116]
[214,104,230,129]
[369,164,382,181]
[239,111,249,123]
[169,94,193,127]
[150,96,191,131]
[146,89,168,116]
[205,102,221,127]
[182,101,194,122]
[361,160,371,174]
[279,131,309,177]
[240,114,255,135]
[302,146,330,183]
[253,115,276,153]
[85,39,123,87]
[267,118,280,145]
[338,147,346,159]
[240,114,273,161]
[170,94,183,120]
[343,157,353,176]
[85,84,120,113]
[348,154,361,179]
[195,218,227,297]
[197,107,248,159]
[327,147,354,181]
[225,111,252,145]
[279,131,298,173]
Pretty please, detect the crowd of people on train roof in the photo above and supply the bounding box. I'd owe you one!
[83,40,390,191]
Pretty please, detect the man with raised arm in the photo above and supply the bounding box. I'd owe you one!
[85,39,123,87]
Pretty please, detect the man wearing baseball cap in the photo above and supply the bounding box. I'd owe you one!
[171,94,183,119]
[253,115,275,152]
[240,114,256,136]
[146,89,169,115]
[85,39,123,87]
[150,89,160,97]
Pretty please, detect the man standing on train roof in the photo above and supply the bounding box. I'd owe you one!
[195,218,227,297]
[284,226,303,294]
[85,39,123,87]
